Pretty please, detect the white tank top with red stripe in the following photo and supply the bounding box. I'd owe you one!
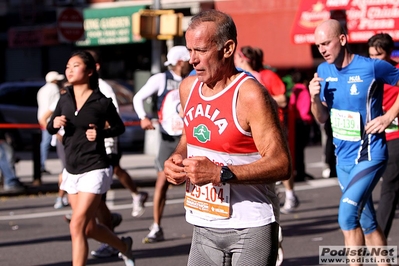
[183,72,279,228]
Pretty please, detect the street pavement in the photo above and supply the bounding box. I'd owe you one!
[0,150,159,196]
[0,145,398,266]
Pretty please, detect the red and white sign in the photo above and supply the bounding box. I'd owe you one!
[291,0,399,44]
[57,8,84,42]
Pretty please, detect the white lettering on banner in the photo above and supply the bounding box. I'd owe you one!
[99,17,130,29]
[326,0,350,6]
[103,30,116,37]
[346,1,399,22]
[351,0,399,7]
[294,34,315,44]
[350,31,371,41]
[293,0,399,44]
[359,18,395,29]
[81,15,132,45]
[350,31,385,41]
[368,6,399,19]
[384,30,399,39]
[346,8,367,20]
[84,19,100,30]
[87,31,102,38]
[327,0,399,32]
[118,29,129,35]
[301,11,330,21]
[98,36,130,44]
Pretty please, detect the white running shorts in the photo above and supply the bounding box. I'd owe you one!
[60,167,113,195]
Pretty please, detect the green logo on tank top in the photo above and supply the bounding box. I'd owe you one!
[194,124,211,143]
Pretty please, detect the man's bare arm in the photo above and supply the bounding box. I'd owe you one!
[309,73,329,124]
[226,78,291,184]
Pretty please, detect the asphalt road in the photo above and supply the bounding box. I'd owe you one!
[0,145,398,266]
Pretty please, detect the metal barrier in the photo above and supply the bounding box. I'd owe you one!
[0,121,141,184]
[0,123,41,184]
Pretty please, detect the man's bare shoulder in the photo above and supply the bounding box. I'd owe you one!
[240,77,271,101]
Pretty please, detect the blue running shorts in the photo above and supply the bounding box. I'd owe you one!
[336,159,386,234]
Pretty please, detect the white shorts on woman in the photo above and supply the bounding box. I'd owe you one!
[60,166,113,195]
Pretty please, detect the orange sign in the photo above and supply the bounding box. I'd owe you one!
[291,0,399,44]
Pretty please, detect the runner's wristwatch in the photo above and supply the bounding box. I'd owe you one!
[220,166,236,183]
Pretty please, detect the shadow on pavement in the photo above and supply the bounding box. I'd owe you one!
[282,255,321,265]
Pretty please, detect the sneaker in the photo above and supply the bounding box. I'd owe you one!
[142,226,164,243]
[280,195,299,214]
[118,236,135,266]
[132,192,148,217]
[3,184,25,193]
[322,168,331,178]
[54,197,64,209]
[32,179,42,187]
[62,196,69,206]
[64,213,72,223]
[91,243,119,258]
[111,213,123,230]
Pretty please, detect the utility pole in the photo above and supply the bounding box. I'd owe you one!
[144,0,162,156]
[151,0,162,74]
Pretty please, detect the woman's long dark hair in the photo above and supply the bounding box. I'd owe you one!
[70,50,99,90]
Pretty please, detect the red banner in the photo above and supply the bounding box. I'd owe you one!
[291,0,399,44]
[8,26,59,48]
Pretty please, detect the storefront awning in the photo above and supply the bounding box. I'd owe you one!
[291,0,399,44]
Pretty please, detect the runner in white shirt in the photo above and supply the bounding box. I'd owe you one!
[133,46,191,243]
[88,50,149,258]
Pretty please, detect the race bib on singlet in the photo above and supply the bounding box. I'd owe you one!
[330,108,361,141]
[385,117,399,133]
[184,180,230,219]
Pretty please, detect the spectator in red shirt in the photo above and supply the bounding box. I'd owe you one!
[368,32,399,238]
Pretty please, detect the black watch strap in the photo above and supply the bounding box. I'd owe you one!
[220,166,236,183]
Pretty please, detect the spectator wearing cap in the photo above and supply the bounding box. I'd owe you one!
[133,45,191,243]
[36,71,64,180]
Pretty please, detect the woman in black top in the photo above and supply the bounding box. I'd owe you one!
[47,50,134,266]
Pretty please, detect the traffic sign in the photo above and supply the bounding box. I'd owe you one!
[57,8,84,42]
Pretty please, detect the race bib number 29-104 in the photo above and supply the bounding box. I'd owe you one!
[184,179,230,219]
